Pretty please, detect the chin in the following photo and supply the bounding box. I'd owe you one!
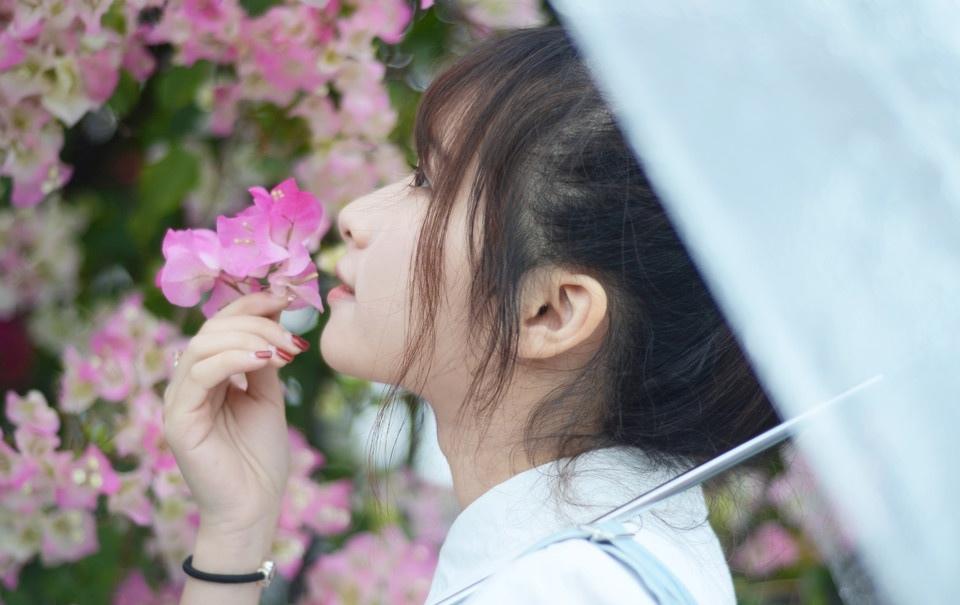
[319,322,373,381]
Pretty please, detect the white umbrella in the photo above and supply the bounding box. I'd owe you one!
[544,2,960,604]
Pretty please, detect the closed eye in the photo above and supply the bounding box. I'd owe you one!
[412,162,431,189]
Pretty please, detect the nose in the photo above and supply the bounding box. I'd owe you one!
[337,198,368,249]
[336,177,411,248]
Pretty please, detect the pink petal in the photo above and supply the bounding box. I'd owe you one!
[201,276,262,318]
[159,228,222,306]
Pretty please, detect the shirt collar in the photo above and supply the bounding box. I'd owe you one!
[424,445,706,604]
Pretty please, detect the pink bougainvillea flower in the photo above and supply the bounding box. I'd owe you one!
[272,527,310,578]
[0,432,37,490]
[54,445,121,510]
[200,274,262,318]
[182,0,236,32]
[731,521,801,577]
[76,46,122,104]
[207,81,242,137]
[159,178,328,316]
[0,554,25,591]
[13,424,60,460]
[300,525,437,605]
[89,334,138,403]
[71,0,114,36]
[121,36,157,83]
[39,508,98,565]
[158,228,222,306]
[108,468,154,526]
[112,571,157,605]
[215,204,288,278]
[113,390,162,459]
[268,263,323,313]
[151,455,191,501]
[10,159,74,208]
[5,390,59,435]
[289,427,325,476]
[348,0,413,45]
[59,346,101,414]
[113,570,182,605]
[248,178,324,276]
[0,31,27,71]
[303,478,352,535]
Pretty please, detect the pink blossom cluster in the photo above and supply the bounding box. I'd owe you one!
[765,444,856,557]
[0,198,87,320]
[145,0,410,136]
[299,524,438,605]
[0,390,118,588]
[731,521,801,577]
[2,293,354,590]
[145,0,418,221]
[112,570,180,605]
[380,466,459,549]
[455,0,549,38]
[727,444,856,578]
[0,0,158,207]
[156,177,331,317]
[147,0,417,220]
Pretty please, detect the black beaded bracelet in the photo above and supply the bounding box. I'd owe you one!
[182,555,277,587]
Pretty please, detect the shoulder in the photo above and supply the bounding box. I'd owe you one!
[466,539,659,605]
[465,524,736,605]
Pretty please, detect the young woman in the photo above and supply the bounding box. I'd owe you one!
[163,25,778,605]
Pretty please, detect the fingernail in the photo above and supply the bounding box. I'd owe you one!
[286,294,296,303]
[276,348,295,362]
[291,334,310,351]
[254,350,273,359]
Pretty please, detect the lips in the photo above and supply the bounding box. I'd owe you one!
[334,263,355,294]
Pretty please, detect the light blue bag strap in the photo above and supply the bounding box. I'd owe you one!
[457,518,699,604]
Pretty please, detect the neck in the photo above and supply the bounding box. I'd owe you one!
[425,392,557,510]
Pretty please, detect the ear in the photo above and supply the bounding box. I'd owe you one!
[517,268,608,361]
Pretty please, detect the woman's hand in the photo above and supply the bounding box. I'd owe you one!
[162,292,308,573]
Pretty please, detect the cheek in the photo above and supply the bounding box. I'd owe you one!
[319,221,419,382]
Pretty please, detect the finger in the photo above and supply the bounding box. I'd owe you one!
[200,315,307,357]
[165,331,288,408]
[198,316,305,397]
[192,331,291,398]
[212,291,292,320]
[166,349,275,420]
[164,291,299,400]
[183,331,299,366]
[189,350,278,391]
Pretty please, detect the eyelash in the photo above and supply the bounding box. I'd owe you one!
[412,163,431,189]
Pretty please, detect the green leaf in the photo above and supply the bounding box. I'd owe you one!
[240,0,284,17]
[107,70,141,120]
[0,175,11,206]
[154,63,211,111]
[101,0,127,35]
[131,146,200,245]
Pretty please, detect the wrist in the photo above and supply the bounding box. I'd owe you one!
[192,515,279,574]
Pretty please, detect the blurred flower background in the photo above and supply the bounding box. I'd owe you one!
[0,0,854,603]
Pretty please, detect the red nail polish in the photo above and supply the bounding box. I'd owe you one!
[255,350,273,359]
[291,334,310,351]
[276,348,295,362]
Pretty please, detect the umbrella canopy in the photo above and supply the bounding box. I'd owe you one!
[548,2,960,604]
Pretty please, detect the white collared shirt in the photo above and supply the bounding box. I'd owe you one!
[424,445,736,604]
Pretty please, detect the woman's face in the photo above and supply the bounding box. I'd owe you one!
[318,171,477,400]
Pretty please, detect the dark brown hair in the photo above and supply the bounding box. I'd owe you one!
[366,25,779,511]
